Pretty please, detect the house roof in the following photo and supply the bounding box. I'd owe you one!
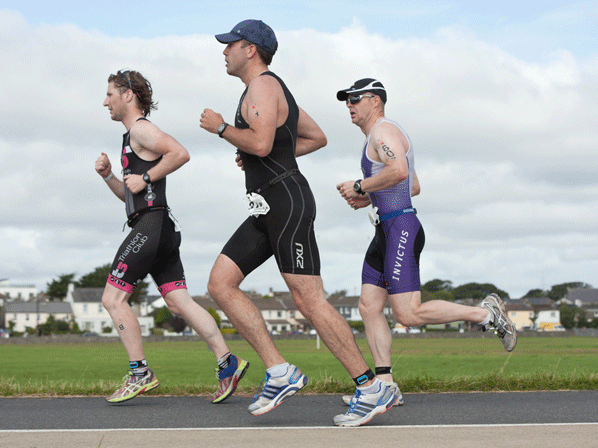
[568,288,598,305]
[327,294,360,307]
[192,295,221,311]
[505,301,533,311]
[5,301,73,314]
[71,288,104,303]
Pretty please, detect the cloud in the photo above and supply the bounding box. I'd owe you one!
[1,10,596,298]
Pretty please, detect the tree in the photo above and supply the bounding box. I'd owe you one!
[522,289,546,298]
[154,306,173,328]
[207,307,221,329]
[422,279,453,293]
[76,264,149,304]
[421,289,455,303]
[170,316,187,333]
[76,264,112,288]
[559,304,585,329]
[46,273,76,301]
[452,283,509,301]
[37,315,70,335]
[548,282,591,301]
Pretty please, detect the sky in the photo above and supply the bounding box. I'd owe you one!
[1,0,597,299]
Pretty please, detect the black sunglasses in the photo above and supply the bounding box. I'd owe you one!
[118,70,133,91]
[346,94,375,105]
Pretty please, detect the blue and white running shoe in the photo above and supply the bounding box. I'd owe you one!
[248,364,308,416]
[334,381,396,427]
[342,381,404,407]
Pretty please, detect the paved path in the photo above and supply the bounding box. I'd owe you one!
[1,391,597,447]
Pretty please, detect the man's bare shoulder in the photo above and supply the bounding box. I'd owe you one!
[373,120,400,137]
[247,73,284,98]
[128,119,164,157]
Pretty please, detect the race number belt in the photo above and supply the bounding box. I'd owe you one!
[125,206,168,229]
[250,168,299,194]
[370,206,416,226]
[379,207,416,222]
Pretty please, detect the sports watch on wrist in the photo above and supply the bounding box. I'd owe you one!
[142,172,151,184]
[353,179,365,195]
[217,122,229,138]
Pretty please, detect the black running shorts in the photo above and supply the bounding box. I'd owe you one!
[222,176,321,276]
[107,210,187,296]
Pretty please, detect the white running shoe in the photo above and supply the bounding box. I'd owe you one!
[342,382,404,407]
[478,293,517,352]
[333,381,396,427]
[248,364,308,416]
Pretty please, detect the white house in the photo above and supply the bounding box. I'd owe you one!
[0,279,38,301]
[65,284,154,336]
[4,300,73,332]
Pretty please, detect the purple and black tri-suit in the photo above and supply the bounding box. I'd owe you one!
[107,117,187,297]
[361,118,425,295]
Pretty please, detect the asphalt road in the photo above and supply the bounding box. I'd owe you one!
[1,391,597,448]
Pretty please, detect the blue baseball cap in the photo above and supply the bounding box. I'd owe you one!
[215,20,278,56]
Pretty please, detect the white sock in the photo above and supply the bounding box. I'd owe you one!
[357,378,381,394]
[479,311,492,326]
[267,362,290,377]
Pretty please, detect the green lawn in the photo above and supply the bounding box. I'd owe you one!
[1,336,597,396]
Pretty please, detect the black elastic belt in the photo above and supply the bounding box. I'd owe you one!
[124,206,168,229]
[251,169,299,194]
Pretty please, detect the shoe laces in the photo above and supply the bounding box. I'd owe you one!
[347,389,363,413]
[253,373,271,402]
[481,300,510,337]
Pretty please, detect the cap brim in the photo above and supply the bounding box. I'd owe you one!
[215,32,243,44]
[337,90,351,101]
[337,88,372,101]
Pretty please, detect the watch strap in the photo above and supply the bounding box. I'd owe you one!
[218,122,229,138]
[354,179,365,195]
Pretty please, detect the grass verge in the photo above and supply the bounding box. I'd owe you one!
[1,336,597,397]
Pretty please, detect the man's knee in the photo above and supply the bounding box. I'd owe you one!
[208,256,243,299]
[288,281,325,318]
[102,288,126,311]
[163,295,181,315]
[358,298,384,319]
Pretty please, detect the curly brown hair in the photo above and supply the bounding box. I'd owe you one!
[108,70,158,117]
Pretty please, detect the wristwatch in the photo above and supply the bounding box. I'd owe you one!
[142,172,151,184]
[353,179,365,195]
[217,122,229,138]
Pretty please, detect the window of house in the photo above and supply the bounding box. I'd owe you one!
[98,304,103,313]
[83,304,88,313]
[512,312,517,317]
[25,314,29,321]
[277,311,282,318]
